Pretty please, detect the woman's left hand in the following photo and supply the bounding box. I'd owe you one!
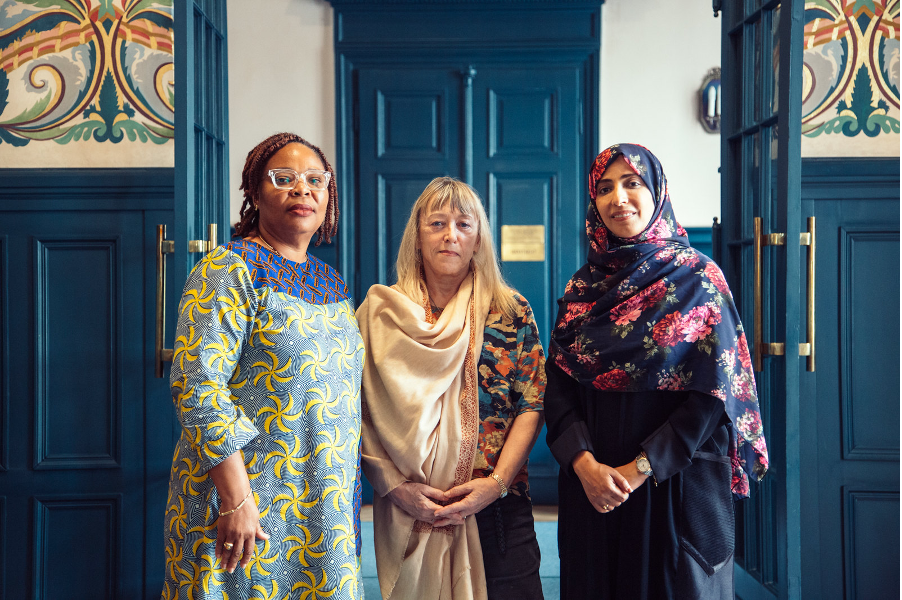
[432,478,502,526]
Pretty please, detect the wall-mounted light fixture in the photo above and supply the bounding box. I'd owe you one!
[699,67,721,134]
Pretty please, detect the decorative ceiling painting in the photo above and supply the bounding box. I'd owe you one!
[0,0,173,167]
[802,0,900,157]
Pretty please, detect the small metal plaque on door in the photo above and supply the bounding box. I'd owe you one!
[501,225,546,262]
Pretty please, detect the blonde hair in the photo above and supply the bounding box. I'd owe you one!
[395,177,518,319]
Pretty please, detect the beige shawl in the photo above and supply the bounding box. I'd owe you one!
[357,273,490,600]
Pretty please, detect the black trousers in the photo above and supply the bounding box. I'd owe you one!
[474,493,545,600]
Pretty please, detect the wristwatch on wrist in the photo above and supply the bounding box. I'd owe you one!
[635,451,654,477]
[490,473,508,499]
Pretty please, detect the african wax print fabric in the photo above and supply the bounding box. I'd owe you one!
[162,240,365,600]
[469,293,545,497]
[548,143,768,497]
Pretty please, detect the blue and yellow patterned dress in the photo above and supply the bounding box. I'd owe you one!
[163,239,364,600]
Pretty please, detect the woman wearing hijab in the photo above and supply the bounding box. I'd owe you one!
[545,143,768,599]
[357,177,546,600]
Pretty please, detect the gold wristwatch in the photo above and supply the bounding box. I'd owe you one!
[490,473,508,498]
[636,451,654,477]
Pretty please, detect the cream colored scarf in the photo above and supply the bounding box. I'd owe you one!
[357,272,490,600]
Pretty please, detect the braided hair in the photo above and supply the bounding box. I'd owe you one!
[234,132,339,246]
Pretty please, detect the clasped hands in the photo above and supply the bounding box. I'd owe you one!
[572,450,649,514]
[387,478,503,527]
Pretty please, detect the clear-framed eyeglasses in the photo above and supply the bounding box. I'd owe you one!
[267,168,332,191]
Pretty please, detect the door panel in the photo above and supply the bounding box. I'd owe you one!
[800,161,900,599]
[36,240,120,469]
[488,171,555,333]
[473,66,581,345]
[357,67,462,294]
[473,66,582,503]
[1,210,146,598]
[843,490,900,599]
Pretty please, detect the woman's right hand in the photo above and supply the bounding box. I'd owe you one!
[571,450,632,514]
[216,495,270,574]
[208,452,269,574]
[387,482,449,522]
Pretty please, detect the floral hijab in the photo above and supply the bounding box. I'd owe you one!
[549,143,768,497]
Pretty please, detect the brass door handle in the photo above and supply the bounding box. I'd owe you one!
[155,225,175,378]
[753,217,816,372]
[188,223,218,253]
[799,217,816,371]
[753,217,786,371]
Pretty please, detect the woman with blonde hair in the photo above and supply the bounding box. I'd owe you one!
[357,177,546,599]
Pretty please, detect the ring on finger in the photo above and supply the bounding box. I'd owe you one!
[223,542,234,551]
[603,504,610,511]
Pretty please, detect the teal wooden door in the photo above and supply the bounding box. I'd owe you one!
[470,65,583,502]
[334,0,600,509]
[0,169,175,599]
[797,159,900,599]
[720,1,805,597]
[720,2,900,598]
[0,2,228,597]
[1,204,145,598]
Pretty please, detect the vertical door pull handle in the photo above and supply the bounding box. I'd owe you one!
[798,217,816,371]
[188,223,218,253]
[753,217,816,372]
[155,225,175,378]
[753,217,787,371]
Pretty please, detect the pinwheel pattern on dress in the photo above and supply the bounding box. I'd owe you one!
[163,244,365,600]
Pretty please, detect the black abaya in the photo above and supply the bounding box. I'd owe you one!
[545,361,736,600]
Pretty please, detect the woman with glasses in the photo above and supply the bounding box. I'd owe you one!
[357,177,546,599]
[162,133,365,599]
[544,144,769,599]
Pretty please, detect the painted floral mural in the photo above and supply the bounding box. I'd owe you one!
[802,0,900,155]
[0,0,172,151]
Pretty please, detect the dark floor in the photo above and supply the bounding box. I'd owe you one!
[360,506,560,599]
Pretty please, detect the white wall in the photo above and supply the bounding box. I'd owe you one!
[601,0,722,227]
[227,0,722,228]
[227,0,334,225]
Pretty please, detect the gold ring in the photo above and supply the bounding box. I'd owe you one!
[223,542,234,550]
[603,505,610,511]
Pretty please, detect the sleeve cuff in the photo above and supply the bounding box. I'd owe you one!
[549,420,594,475]
[196,412,260,475]
[515,404,544,417]
[641,421,691,483]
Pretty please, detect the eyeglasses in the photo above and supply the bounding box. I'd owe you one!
[267,168,332,191]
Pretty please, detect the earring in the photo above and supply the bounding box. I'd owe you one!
[253,203,258,211]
